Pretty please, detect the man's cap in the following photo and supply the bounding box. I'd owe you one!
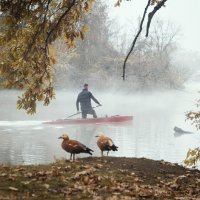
[84,83,88,87]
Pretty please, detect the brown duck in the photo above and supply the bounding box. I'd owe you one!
[96,133,118,156]
[58,134,93,161]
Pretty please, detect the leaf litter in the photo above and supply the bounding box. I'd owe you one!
[0,157,200,199]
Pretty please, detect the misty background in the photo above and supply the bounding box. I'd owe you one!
[0,0,200,165]
[51,0,200,91]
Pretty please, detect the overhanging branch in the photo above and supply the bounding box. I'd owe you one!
[146,0,168,37]
[122,0,151,80]
[44,0,76,54]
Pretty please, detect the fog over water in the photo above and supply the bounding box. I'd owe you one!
[0,80,200,165]
[0,0,200,167]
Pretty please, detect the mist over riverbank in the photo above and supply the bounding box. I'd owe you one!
[0,80,199,121]
[0,80,200,165]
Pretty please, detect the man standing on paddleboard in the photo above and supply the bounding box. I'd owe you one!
[76,84,101,119]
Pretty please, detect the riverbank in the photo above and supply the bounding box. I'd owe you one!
[0,157,200,199]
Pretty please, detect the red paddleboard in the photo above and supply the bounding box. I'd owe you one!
[43,115,133,125]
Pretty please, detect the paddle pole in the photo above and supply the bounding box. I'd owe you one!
[65,105,101,119]
[65,111,81,119]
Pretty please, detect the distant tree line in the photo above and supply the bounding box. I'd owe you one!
[52,0,188,91]
[0,0,188,113]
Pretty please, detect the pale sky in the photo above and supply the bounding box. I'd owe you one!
[108,0,200,54]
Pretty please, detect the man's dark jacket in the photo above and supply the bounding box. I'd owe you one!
[76,89,100,111]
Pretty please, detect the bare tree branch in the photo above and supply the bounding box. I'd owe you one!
[44,0,76,54]
[122,0,151,80]
[24,0,76,59]
[42,0,52,29]
[146,0,167,37]
[24,5,48,59]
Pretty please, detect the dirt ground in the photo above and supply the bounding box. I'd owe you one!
[0,157,200,199]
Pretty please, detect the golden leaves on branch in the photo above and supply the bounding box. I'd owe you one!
[151,0,162,5]
[49,44,57,64]
[115,0,123,7]
[185,101,200,167]
[186,109,200,130]
[115,0,160,7]
[184,147,200,167]
[0,0,94,114]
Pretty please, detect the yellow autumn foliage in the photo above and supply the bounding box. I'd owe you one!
[0,0,94,114]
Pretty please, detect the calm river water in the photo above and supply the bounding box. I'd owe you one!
[0,81,200,165]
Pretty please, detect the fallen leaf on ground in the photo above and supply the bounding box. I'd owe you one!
[74,167,96,178]
[43,184,50,189]
[9,186,18,191]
